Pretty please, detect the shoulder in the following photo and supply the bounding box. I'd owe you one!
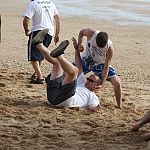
[80,28,95,35]
[107,39,114,49]
[82,28,96,40]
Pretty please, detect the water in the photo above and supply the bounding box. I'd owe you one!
[52,0,150,26]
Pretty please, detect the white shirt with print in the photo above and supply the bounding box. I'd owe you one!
[57,73,100,108]
[23,0,58,36]
[81,31,113,65]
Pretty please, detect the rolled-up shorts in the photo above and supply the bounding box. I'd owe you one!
[45,74,76,105]
[28,30,52,61]
[82,59,119,79]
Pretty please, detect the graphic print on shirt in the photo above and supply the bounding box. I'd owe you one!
[37,0,52,18]
[88,43,107,64]
[86,42,95,66]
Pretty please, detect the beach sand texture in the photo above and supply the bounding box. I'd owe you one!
[0,0,150,150]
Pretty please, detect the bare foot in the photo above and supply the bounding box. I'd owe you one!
[131,123,142,132]
[142,133,150,141]
[115,105,122,109]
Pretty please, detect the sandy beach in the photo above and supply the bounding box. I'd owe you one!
[0,0,150,150]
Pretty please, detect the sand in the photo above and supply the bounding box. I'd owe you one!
[0,0,150,150]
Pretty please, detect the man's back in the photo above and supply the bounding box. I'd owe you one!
[82,31,113,65]
[23,0,58,35]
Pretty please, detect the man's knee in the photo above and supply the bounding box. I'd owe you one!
[110,76,121,89]
[70,67,79,78]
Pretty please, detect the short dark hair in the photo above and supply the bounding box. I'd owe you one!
[96,32,108,48]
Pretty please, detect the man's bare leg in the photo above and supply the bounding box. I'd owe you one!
[32,29,72,80]
[36,43,63,80]
[37,43,78,84]
[31,60,43,79]
[110,76,122,109]
[56,56,78,85]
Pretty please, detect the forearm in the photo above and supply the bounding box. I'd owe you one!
[23,17,30,36]
[23,22,29,32]
[54,15,60,36]
[101,47,113,85]
[101,68,109,86]
[101,60,110,86]
[78,30,84,46]
[75,51,83,75]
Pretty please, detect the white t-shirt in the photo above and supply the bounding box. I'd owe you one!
[57,73,100,108]
[81,31,113,65]
[23,0,58,36]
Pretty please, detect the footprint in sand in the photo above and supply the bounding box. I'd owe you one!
[0,82,6,87]
[0,118,39,128]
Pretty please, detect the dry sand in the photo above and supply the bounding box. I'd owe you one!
[0,0,150,150]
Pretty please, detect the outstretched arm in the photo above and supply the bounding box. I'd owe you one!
[72,37,83,76]
[77,28,95,52]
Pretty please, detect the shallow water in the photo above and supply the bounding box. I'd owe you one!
[53,0,150,26]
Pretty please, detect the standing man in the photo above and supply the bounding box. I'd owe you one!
[23,0,60,84]
[77,28,122,108]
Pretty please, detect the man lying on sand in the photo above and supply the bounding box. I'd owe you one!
[31,29,101,112]
[131,110,150,141]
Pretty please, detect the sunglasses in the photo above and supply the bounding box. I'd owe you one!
[86,77,98,83]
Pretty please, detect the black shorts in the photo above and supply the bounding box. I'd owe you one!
[45,74,76,105]
[28,30,52,61]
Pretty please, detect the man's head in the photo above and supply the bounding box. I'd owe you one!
[96,32,108,48]
[85,74,102,92]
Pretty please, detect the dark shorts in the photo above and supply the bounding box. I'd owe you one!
[82,59,119,79]
[45,74,76,105]
[28,30,52,61]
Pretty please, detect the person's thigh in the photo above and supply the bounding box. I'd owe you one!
[46,74,76,105]
[82,59,91,74]
[28,31,52,61]
[28,31,44,61]
[92,64,119,80]
[43,34,52,47]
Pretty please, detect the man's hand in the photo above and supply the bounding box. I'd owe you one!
[25,29,30,36]
[72,37,78,50]
[89,104,101,112]
[85,82,103,92]
[72,37,84,51]
[77,44,84,52]
[94,84,103,92]
[54,35,59,45]
[92,83,103,92]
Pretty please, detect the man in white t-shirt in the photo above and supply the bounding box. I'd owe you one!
[77,28,122,109]
[23,0,60,84]
[31,29,101,111]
